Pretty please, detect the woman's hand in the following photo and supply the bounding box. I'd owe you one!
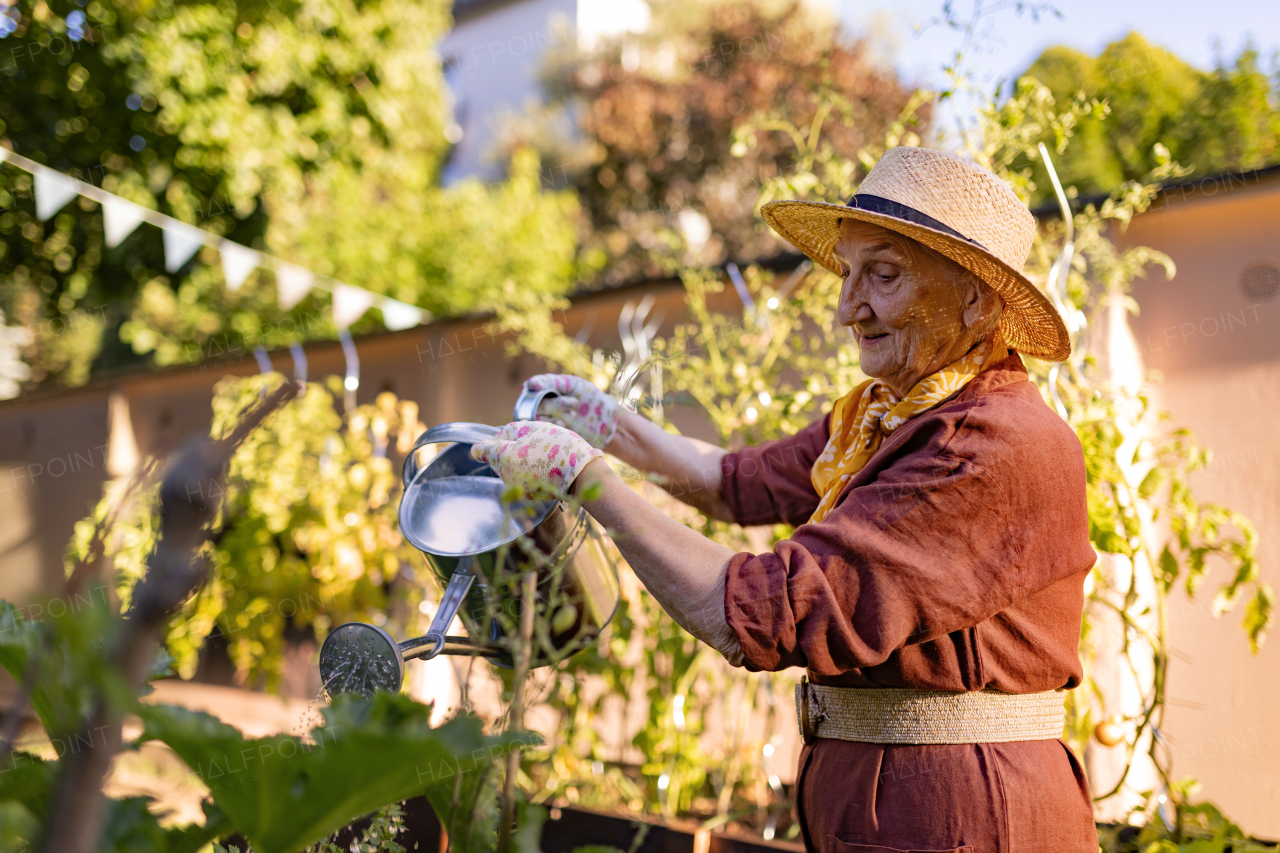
[469,421,602,500]
[523,374,735,523]
[524,374,618,450]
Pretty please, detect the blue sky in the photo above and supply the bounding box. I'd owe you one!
[838,0,1280,90]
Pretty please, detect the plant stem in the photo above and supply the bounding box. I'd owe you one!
[498,570,538,853]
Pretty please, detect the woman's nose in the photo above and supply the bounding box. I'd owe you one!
[837,279,873,326]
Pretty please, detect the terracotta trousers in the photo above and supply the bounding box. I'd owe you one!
[795,738,1098,853]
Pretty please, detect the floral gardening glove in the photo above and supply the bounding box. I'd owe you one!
[523,374,618,450]
[469,421,603,500]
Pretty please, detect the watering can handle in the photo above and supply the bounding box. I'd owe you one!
[513,387,559,422]
[415,422,500,447]
[402,422,500,486]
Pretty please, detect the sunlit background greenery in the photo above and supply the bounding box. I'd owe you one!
[2,0,1279,851]
[3,0,1277,396]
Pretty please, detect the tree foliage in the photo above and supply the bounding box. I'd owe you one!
[513,0,927,285]
[1021,32,1280,201]
[0,0,582,393]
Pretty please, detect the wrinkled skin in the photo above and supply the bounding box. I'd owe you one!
[834,220,1003,397]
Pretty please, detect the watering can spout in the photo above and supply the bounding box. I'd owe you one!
[400,556,477,661]
[319,556,508,696]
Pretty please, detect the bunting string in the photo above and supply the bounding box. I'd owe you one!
[0,147,428,332]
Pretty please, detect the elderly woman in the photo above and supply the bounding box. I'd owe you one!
[473,147,1098,852]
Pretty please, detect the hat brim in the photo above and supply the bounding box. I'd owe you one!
[761,199,1071,362]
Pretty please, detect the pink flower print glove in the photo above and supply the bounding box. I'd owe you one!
[523,374,618,450]
[469,421,603,500]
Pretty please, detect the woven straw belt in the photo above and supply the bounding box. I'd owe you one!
[795,680,1067,745]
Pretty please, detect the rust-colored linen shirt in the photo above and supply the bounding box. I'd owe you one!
[720,352,1098,853]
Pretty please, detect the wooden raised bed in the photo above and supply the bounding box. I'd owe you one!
[326,797,804,853]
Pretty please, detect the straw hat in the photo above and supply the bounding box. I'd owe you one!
[761,146,1070,362]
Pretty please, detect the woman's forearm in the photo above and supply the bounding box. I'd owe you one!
[604,410,735,522]
[574,458,744,665]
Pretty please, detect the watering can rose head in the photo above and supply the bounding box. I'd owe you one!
[469,420,603,500]
[523,373,619,450]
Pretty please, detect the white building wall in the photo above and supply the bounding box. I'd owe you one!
[438,0,649,183]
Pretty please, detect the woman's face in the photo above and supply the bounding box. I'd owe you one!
[833,220,989,397]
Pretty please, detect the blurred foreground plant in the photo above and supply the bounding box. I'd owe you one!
[4,382,535,853]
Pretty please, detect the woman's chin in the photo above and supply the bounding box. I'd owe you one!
[856,348,898,380]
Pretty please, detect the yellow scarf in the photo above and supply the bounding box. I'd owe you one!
[809,334,1006,524]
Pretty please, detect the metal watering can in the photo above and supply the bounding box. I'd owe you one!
[319,388,619,697]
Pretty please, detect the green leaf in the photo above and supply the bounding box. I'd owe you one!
[1158,546,1179,587]
[420,751,499,853]
[163,800,235,853]
[513,802,549,853]
[139,693,535,853]
[1242,584,1274,655]
[0,752,56,820]
[0,599,125,741]
[1138,466,1163,498]
[0,751,224,853]
[99,796,172,853]
[0,801,41,852]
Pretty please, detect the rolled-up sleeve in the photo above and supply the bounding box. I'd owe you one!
[723,407,1095,674]
[720,415,830,528]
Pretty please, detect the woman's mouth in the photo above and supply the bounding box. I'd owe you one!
[859,332,890,346]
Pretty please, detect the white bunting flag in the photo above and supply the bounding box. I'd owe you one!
[3,157,412,323]
[34,168,80,221]
[332,283,377,330]
[219,240,261,291]
[162,222,205,272]
[102,197,148,248]
[380,297,426,331]
[276,262,315,310]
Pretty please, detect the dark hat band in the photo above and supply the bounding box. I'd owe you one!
[845,194,989,252]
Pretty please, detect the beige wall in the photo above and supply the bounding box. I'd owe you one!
[0,389,112,599]
[1118,177,1280,836]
